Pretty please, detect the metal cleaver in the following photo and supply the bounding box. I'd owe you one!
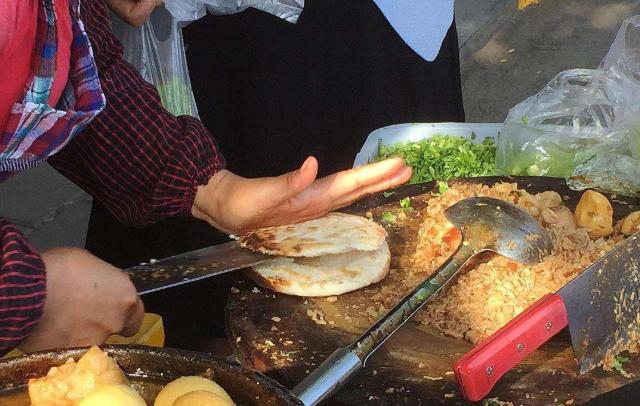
[454,232,640,401]
[124,241,271,296]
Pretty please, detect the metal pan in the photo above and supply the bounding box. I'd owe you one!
[227,176,640,406]
[0,345,302,405]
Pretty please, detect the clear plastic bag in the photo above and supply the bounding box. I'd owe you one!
[111,7,199,118]
[496,15,640,196]
[164,0,304,24]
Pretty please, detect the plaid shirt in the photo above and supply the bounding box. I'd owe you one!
[0,0,225,354]
[0,0,105,175]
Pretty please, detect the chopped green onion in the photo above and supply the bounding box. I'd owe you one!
[381,212,396,222]
[612,355,630,376]
[437,181,449,194]
[376,134,496,184]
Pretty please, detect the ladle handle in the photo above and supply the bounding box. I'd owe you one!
[291,347,362,406]
[352,244,475,361]
[292,245,475,406]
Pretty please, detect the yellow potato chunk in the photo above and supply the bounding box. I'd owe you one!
[79,384,145,406]
[551,206,577,230]
[29,346,126,406]
[620,211,640,236]
[574,190,613,239]
[154,376,233,406]
[172,390,234,406]
[535,191,562,209]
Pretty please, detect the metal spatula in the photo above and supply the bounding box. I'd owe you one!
[292,196,554,405]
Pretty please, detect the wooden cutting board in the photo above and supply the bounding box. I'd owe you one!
[226,177,640,405]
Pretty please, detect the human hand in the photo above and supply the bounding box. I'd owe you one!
[192,156,412,234]
[106,0,163,27]
[20,248,144,352]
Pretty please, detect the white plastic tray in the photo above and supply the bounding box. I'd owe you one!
[353,122,504,168]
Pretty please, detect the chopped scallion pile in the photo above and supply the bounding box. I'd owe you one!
[376,134,497,184]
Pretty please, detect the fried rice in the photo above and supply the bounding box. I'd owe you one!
[413,182,624,343]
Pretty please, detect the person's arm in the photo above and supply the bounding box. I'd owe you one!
[51,0,412,234]
[49,0,225,228]
[0,218,46,355]
[0,218,144,354]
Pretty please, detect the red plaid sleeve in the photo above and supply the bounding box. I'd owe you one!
[49,0,225,227]
[0,218,46,355]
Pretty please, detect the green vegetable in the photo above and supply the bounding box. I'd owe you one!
[399,197,414,213]
[498,142,587,178]
[526,164,541,176]
[381,212,396,222]
[494,123,619,179]
[156,76,196,117]
[376,135,496,184]
[437,180,449,194]
[383,191,396,198]
[627,118,640,160]
[482,398,510,406]
[612,355,630,376]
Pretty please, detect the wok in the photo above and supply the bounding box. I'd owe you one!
[0,345,302,405]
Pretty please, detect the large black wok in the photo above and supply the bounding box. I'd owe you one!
[0,345,302,405]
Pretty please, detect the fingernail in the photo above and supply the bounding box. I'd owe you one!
[397,166,412,178]
[300,157,312,172]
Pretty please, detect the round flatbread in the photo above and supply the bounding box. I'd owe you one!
[247,241,391,297]
[238,213,387,257]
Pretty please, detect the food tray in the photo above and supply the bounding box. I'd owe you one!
[352,122,503,168]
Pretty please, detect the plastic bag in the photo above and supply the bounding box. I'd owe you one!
[496,15,640,197]
[601,15,640,160]
[111,7,199,118]
[164,0,304,24]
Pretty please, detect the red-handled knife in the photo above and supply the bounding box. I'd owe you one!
[453,233,640,402]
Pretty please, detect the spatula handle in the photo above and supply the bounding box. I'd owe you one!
[453,293,569,401]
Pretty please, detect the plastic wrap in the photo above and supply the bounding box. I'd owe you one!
[164,0,304,24]
[496,15,640,196]
[111,7,199,118]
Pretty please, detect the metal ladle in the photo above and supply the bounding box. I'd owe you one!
[292,196,554,405]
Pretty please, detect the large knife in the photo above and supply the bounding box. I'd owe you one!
[454,232,640,402]
[124,241,271,295]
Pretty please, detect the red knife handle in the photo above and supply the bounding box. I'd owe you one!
[453,293,569,401]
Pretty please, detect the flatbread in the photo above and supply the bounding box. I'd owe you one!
[247,241,391,297]
[238,213,387,257]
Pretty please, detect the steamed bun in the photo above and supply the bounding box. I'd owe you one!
[172,390,234,406]
[154,376,233,406]
[79,384,145,406]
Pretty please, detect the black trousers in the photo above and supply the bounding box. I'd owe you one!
[87,0,464,349]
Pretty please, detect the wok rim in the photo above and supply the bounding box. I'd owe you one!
[0,344,302,405]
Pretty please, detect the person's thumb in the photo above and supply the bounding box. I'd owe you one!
[270,156,318,202]
[120,297,145,337]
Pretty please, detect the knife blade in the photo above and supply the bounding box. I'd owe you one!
[124,241,272,295]
[453,232,640,402]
